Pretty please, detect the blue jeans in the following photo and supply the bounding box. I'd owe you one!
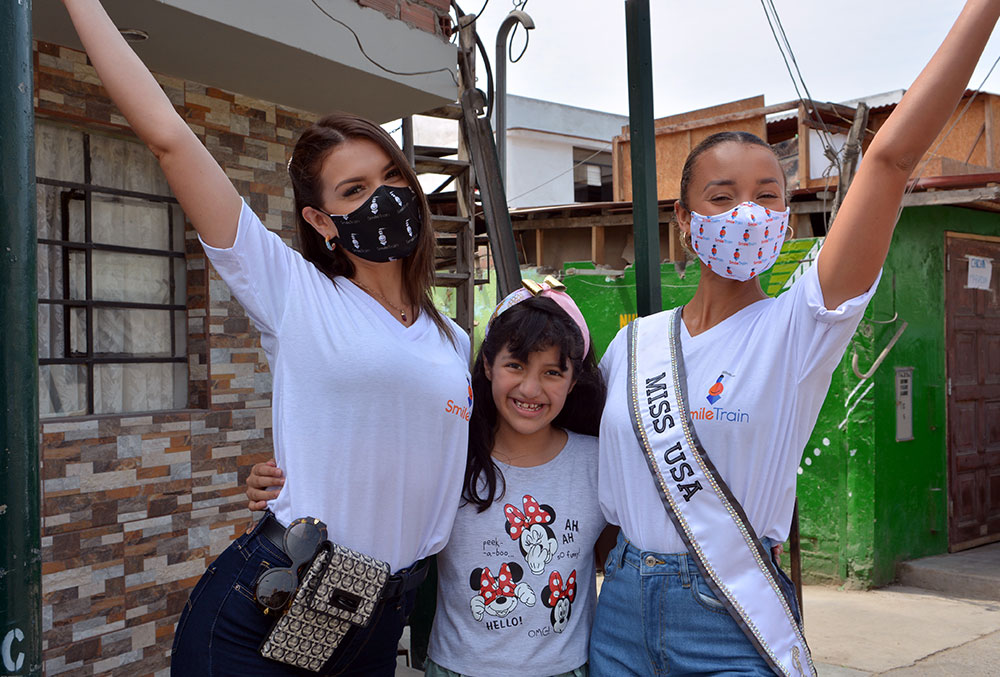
[170,516,418,676]
[589,532,801,676]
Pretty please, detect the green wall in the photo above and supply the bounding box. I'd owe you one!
[866,206,999,584]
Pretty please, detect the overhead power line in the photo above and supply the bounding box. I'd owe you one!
[898,51,1000,215]
[759,0,841,181]
[309,0,459,86]
[506,144,611,203]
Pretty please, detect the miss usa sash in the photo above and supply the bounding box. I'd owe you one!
[627,308,815,677]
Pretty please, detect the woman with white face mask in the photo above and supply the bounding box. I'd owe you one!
[60,1,472,674]
[591,2,1000,675]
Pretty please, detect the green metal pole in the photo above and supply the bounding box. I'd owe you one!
[624,0,661,317]
[0,0,42,675]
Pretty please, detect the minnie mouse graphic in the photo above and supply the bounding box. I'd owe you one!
[542,570,577,634]
[504,495,558,575]
[469,563,536,622]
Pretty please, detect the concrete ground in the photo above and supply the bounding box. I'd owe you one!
[805,585,1000,676]
[896,542,1000,602]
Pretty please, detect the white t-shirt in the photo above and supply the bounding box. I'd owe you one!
[201,201,471,571]
[598,261,879,554]
[428,432,606,677]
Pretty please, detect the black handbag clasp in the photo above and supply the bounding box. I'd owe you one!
[329,589,362,614]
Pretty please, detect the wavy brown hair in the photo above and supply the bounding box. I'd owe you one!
[287,112,455,343]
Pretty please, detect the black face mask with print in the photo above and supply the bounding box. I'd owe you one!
[323,185,422,262]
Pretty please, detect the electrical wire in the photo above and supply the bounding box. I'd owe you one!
[897,51,1000,215]
[475,28,496,119]
[472,0,491,23]
[505,144,612,203]
[759,0,840,178]
[509,0,531,63]
[309,0,458,86]
[911,53,1000,184]
[763,0,837,144]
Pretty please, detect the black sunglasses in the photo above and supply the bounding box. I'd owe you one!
[254,517,328,613]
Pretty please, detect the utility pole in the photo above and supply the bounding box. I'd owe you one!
[494,9,534,189]
[830,102,869,225]
[0,0,42,675]
[624,0,661,316]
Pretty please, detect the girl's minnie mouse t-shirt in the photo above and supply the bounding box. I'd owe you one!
[428,431,605,677]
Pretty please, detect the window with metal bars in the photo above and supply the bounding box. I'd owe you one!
[36,121,188,417]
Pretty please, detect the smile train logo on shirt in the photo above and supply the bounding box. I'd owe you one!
[706,371,733,404]
[445,375,473,422]
[691,371,749,424]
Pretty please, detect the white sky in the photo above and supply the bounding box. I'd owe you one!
[467,0,1000,118]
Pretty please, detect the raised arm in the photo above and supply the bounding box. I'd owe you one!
[818,0,1000,308]
[62,0,242,247]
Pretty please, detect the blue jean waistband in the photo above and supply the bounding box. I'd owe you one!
[616,534,779,578]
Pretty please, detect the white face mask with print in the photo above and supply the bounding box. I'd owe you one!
[689,201,789,281]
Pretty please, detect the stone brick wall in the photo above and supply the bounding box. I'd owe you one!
[355,0,453,38]
[34,40,317,676]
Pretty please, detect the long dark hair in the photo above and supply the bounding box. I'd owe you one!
[464,295,606,512]
[287,112,454,343]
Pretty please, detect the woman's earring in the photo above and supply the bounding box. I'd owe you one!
[324,236,334,251]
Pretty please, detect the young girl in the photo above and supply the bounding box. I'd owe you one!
[249,282,609,676]
[60,1,471,675]
[592,2,1000,675]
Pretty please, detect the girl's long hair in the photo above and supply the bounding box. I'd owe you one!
[464,295,606,512]
[287,112,455,344]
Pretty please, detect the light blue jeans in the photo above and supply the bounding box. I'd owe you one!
[589,532,801,676]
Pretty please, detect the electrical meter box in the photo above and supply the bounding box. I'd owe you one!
[895,367,914,442]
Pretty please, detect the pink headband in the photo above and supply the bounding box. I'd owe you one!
[487,276,591,356]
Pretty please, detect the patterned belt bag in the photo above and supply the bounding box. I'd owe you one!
[259,540,390,671]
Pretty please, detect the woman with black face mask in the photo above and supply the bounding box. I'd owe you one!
[60,1,471,675]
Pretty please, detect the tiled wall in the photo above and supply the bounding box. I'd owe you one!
[34,40,317,675]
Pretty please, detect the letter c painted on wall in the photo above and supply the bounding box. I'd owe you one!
[2,628,25,672]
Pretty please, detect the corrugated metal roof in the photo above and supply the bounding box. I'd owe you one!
[766,89,998,126]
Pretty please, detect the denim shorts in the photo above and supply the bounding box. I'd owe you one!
[170,515,418,676]
[588,532,801,676]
